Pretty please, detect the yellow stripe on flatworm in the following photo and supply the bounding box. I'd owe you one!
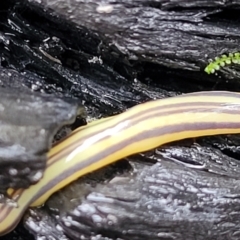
[2,91,240,235]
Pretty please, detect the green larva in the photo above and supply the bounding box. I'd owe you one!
[205,52,240,74]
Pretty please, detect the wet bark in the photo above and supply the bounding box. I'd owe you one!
[0,84,85,193]
[1,0,240,240]
[28,0,240,81]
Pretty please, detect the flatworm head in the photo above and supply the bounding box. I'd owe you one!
[205,52,240,74]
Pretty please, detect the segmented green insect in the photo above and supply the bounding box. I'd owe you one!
[205,52,240,74]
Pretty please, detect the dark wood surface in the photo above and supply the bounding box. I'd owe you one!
[1,0,240,239]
